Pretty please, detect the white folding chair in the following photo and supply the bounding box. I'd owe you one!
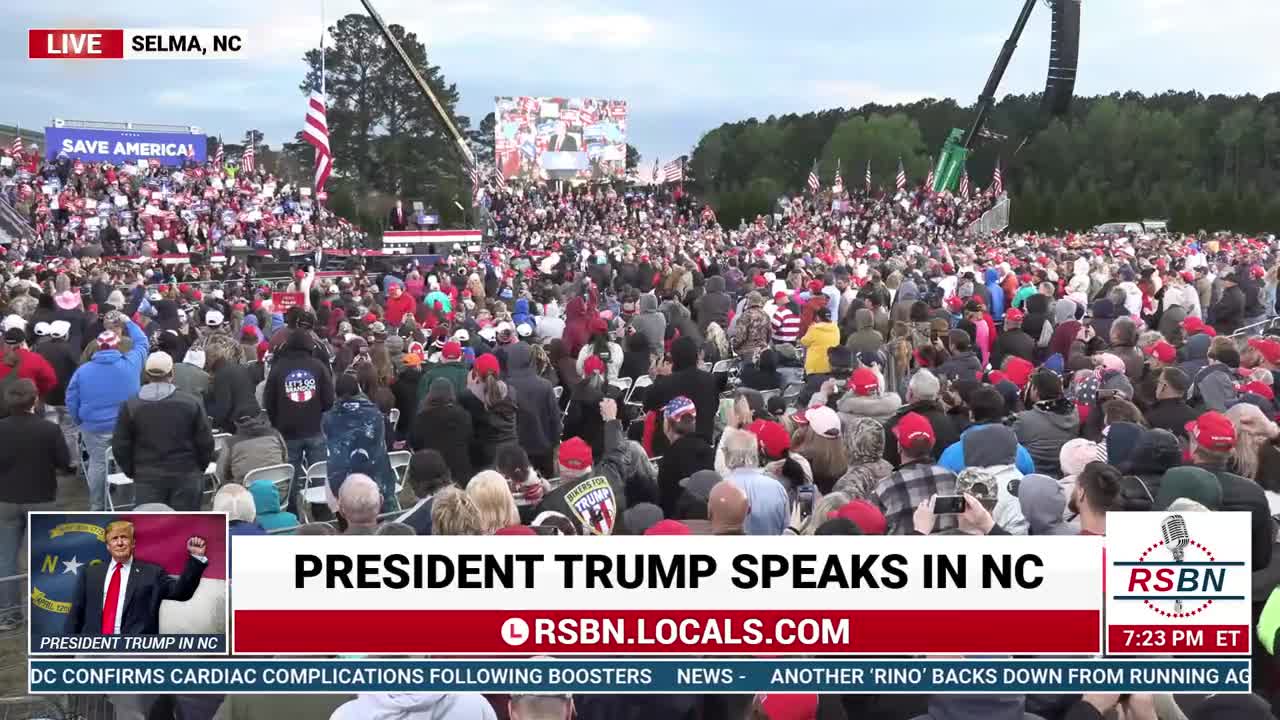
[242,463,296,506]
[711,359,735,374]
[300,461,329,522]
[553,386,564,401]
[388,408,401,427]
[388,450,412,496]
[206,432,232,491]
[609,377,633,396]
[699,362,713,372]
[626,375,654,407]
[105,449,135,512]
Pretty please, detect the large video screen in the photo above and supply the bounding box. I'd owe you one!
[495,96,627,183]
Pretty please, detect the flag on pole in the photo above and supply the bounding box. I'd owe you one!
[213,136,223,169]
[242,140,255,173]
[9,126,22,157]
[806,160,820,193]
[925,161,935,191]
[652,157,661,185]
[470,164,483,205]
[895,157,906,192]
[864,159,872,191]
[833,159,844,194]
[959,168,971,199]
[662,158,684,183]
[991,158,1004,195]
[303,87,333,194]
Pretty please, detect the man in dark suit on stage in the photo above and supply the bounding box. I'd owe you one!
[64,520,208,635]
[388,199,408,231]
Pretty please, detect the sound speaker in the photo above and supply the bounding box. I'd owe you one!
[1042,0,1081,117]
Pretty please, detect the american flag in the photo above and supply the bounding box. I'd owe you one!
[959,169,970,198]
[213,137,223,169]
[9,134,21,157]
[652,156,661,185]
[303,88,333,194]
[925,161,935,191]
[895,157,906,192]
[469,164,483,205]
[864,159,872,191]
[832,159,843,194]
[991,158,1003,195]
[806,160,820,193]
[662,158,684,183]
[242,142,255,173]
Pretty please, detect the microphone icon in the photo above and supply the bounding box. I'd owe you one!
[1160,514,1190,614]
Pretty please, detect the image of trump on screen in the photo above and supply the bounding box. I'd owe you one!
[63,520,208,636]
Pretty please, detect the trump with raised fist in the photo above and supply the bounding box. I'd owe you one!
[64,520,208,636]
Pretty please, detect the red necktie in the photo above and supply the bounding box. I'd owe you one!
[101,563,122,635]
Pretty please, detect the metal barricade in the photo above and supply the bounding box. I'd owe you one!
[966,193,1010,236]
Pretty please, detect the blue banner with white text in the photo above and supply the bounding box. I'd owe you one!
[44,127,205,166]
[29,658,1252,694]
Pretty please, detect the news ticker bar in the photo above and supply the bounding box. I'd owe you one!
[34,633,225,655]
[29,659,1252,695]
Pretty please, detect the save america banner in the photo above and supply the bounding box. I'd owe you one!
[44,127,205,166]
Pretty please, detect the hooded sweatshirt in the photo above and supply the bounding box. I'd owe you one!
[331,693,497,720]
[845,308,884,355]
[248,478,298,531]
[1012,397,1080,477]
[630,293,666,355]
[218,412,288,485]
[799,320,840,375]
[983,268,1005,322]
[504,343,561,456]
[323,394,398,513]
[832,417,895,498]
[694,275,733,332]
[1016,474,1077,535]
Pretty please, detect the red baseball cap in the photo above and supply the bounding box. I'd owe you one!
[1180,270,1195,282]
[1144,340,1176,364]
[774,291,789,304]
[753,275,768,288]
[590,316,609,334]
[1182,316,1206,334]
[848,367,878,396]
[441,341,463,361]
[559,437,593,472]
[807,279,824,293]
[748,419,791,459]
[1242,381,1276,401]
[1003,357,1034,389]
[473,353,500,378]
[645,519,692,536]
[1004,308,1025,323]
[1248,337,1280,365]
[830,500,887,535]
[891,412,935,448]
[756,694,818,720]
[1186,412,1236,451]
[583,355,607,377]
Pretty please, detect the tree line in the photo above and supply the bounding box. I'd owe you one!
[688,91,1280,233]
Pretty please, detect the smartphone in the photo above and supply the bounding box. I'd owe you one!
[797,484,817,521]
[932,495,967,515]
[531,525,559,536]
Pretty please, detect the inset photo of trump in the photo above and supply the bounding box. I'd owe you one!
[27,512,228,655]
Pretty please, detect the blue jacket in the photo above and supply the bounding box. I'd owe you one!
[248,479,299,532]
[66,320,149,433]
[322,395,398,513]
[938,423,1035,475]
[984,268,1006,322]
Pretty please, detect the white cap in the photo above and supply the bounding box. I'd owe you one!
[33,321,51,336]
[205,310,225,326]
[478,327,497,342]
[805,405,841,438]
[517,323,533,337]
[2,314,25,331]
[49,320,70,338]
[148,290,162,302]
[212,289,225,299]
[496,321,514,334]
[453,329,470,342]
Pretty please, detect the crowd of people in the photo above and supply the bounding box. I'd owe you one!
[0,143,367,260]
[0,153,1279,720]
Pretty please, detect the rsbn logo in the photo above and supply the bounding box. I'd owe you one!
[1113,514,1246,619]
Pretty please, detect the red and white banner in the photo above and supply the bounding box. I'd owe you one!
[231,536,1104,656]
[29,29,247,60]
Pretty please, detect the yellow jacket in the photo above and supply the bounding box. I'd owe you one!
[800,321,840,375]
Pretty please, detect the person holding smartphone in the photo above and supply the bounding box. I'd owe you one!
[871,412,958,535]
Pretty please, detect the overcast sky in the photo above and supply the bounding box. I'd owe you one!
[5,0,1277,173]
